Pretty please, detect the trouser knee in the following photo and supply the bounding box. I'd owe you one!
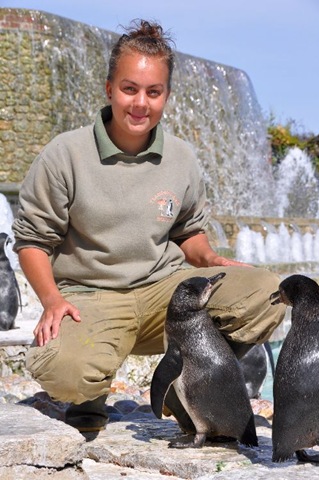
[26,341,118,404]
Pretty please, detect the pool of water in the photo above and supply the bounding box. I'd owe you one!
[260,341,282,402]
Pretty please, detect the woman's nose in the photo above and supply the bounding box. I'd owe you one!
[134,90,148,106]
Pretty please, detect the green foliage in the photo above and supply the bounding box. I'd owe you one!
[268,124,304,163]
[266,113,319,173]
[216,461,226,472]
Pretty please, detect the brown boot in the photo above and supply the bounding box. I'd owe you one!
[65,395,108,432]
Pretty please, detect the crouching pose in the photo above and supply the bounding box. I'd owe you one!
[13,19,285,432]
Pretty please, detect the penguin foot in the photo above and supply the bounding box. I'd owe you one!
[296,449,319,463]
[169,432,206,449]
[168,440,202,449]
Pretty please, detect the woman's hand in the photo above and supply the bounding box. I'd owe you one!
[18,247,81,346]
[34,295,81,347]
[178,233,253,268]
[207,254,252,268]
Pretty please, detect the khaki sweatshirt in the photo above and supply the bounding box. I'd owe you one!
[13,106,208,290]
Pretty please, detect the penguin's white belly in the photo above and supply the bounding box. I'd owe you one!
[173,375,187,409]
[173,373,208,432]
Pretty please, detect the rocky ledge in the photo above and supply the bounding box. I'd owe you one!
[1,375,319,480]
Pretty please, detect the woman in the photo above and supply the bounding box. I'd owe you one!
[13,19,285,432]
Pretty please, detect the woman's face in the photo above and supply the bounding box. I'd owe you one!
[106,52,170,154]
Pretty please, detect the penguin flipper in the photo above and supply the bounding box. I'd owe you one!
[151,340,183,419]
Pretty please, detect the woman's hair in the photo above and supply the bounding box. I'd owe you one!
[107,19,175,89]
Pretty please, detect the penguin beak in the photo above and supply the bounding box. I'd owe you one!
[270,290,281,305]
[199,272,226,307]
[208,272,226,285]
[270,288,292,306]
[5,236,12,247]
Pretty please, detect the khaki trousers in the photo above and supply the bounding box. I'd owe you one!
[26,266,285,404]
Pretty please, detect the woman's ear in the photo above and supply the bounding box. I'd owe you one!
[106,80,112,100]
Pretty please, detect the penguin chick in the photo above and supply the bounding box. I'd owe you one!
[270,274,319,463]
[151,272,258,449]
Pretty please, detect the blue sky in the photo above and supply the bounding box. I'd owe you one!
[2,0,319,135]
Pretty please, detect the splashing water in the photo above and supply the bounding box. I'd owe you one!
[236,221,319,264]
[274,147,319,218]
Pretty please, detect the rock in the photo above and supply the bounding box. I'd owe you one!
[0,374,41,402]
[1,395,319,478]
[0,404,85,468]
[82,458,182,479]
[251,398,273,420]
[0,465,87,480]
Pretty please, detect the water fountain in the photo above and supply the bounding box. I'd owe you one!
[274,147,319,219]
[232,147,319,266]
[235,216,319,266]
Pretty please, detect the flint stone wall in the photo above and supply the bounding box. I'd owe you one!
[0,8,118,186]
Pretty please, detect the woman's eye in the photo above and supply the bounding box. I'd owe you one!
[148,90,161,97]
[123,86,136,94]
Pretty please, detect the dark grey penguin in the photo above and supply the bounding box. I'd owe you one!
[151,273,258,449]
[239,341,274,399]
[0,232,21,330]
[270,274,319,463]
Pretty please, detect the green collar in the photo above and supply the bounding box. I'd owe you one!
[94,106,163,161]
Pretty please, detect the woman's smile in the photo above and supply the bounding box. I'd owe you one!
[129,111,149,123]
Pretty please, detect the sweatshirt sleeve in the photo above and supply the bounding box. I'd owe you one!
[12,152,70,256]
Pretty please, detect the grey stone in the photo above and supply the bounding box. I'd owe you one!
[2,402,319,478]
[0,404,85,468]
[82,458,182,479]
[0,464,88,480]
[84,419,262,479]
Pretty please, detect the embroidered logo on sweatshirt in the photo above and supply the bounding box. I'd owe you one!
[150,191,181,222]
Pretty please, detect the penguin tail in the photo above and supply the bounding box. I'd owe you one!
[240,415,258,447]
[272,448,294,463]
